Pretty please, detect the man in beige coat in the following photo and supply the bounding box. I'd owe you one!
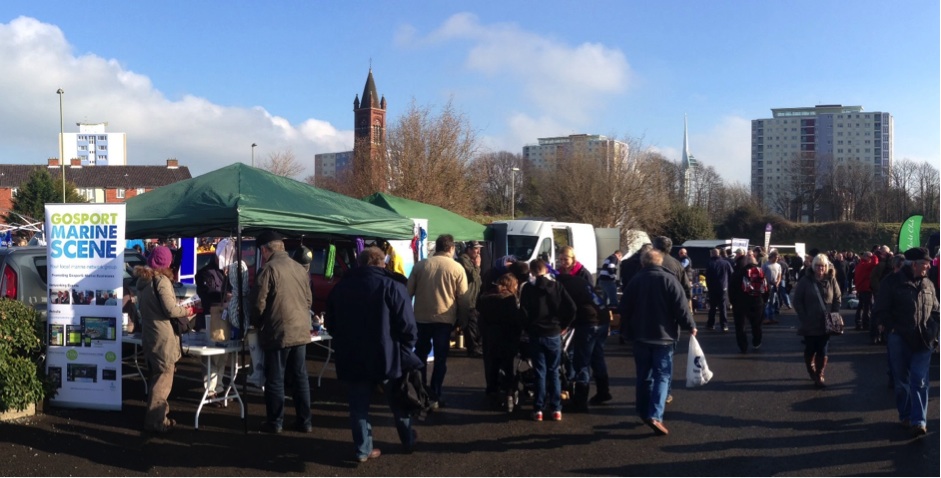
[407,234,468,407]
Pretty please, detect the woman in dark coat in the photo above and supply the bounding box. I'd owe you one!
[477,273,521,410]
[793,254,841,388]
[729,255,766,353]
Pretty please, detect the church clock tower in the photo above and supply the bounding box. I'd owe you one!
[353,68,386,164]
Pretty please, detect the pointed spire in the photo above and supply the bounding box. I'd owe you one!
[682,114,691,168]
[361,68,379,109]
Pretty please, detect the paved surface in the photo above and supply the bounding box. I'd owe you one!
[1,308,938,476]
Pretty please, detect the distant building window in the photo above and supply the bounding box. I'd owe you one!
[79,188,96,201]
[116,188,125,199]
[11,188,17,197]
[136,188,146,195]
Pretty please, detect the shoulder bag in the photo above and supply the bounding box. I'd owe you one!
[812,280,844,335]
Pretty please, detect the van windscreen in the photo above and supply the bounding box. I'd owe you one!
[507,235,538,262]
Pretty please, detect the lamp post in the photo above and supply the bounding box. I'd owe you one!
[251,143,257,167]
[510,167,520,219]
[57,88,65,203]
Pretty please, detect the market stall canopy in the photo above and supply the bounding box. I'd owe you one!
[125,163,414,239]
[362,192,486,241]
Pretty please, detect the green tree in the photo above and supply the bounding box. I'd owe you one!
[3,169,86,225]
[662,203,713,244]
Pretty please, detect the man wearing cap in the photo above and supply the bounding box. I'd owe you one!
[597,250,623,308]
[873,247,939,437]
[457,241,484,357]
[251,230,314,434]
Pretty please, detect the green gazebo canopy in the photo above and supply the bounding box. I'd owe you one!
[362,192,486,242]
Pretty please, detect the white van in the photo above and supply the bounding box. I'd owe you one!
[489,220,618,277]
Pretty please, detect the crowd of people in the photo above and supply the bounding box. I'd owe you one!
[133,229,939,460]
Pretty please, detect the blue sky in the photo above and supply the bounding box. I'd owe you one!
[2,1,938,186]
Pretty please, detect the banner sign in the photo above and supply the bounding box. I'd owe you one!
[731,238,750,253]
[763,223,772,254]
[45,204,125,411]
[898,214,923,253]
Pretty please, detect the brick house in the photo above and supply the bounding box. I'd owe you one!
[0,158,192,222]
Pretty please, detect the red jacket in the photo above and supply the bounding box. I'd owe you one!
[853,256,879,293]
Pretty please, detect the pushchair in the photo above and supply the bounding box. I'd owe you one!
[503,328,575,413]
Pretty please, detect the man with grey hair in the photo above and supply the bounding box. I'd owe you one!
[326,246,421,462]
[620,249,697,436]
[251,230,314,434]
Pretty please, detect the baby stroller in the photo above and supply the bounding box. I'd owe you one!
[504,328,575,413]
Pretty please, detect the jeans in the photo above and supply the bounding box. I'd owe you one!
[264,344,311,429]
[888,333,932,427]
[633,341,674,422]
[347,379,414,460]
[855,291,873,331]
[415,323,453,401]
[598,279,618,308]
[734,301,763,352]
[573,323,609,385]
[764,285,779,319]
[706,289,729,328]
[530,334,562,413]
[778,284,792,308]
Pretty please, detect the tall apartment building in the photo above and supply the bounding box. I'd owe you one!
[522,134,628,170]
[751,104,893,216]
[60,122,127,166]
[313,151,353,179]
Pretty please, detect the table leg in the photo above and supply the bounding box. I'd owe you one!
[316,338,332,387]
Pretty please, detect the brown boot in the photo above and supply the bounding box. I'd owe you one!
[804,354,817,382]
[814,356,828,388]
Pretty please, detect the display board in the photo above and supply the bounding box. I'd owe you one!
[45,204,125,410]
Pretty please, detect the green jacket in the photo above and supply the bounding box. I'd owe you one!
[252,251,313,350]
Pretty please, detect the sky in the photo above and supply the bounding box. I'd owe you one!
[2,1,938,187]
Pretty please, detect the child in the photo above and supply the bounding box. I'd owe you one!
[518,259,575,421]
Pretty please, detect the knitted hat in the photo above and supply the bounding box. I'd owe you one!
[148,246,173,269]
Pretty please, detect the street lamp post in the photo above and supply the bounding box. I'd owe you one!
[510,167,520,219]
[57,88,65,203]
[251,143,257,167]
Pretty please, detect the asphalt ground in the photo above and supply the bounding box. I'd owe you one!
[1,307,938,477]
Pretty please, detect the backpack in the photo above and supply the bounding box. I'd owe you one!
[742,266,768,297]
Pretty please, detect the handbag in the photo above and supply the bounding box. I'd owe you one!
[811,281,844,335]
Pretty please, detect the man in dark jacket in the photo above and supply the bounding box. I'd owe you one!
[872,247,939,437]
[326,246,421,462]
[620,249,697,436]
[251,230,314,434]
[557,270,610,412]
[458,241,484,356]
[705,248,734,331]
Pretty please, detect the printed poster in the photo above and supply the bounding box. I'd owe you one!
[44,204,125,411]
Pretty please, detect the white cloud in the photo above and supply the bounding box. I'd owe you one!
[0,16,351,178]
[400,13,631,125]
[691,115,753,186]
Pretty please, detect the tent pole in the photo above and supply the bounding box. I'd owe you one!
[236,225,248,435]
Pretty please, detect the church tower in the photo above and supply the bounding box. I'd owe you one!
[353,68,386,163]
[681,114,699,206]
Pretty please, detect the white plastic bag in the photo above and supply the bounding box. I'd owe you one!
[686,335,713,388]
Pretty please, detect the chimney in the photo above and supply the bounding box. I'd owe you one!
[48,158,60,167]
[166,158,179,169]
[70,158,82,168]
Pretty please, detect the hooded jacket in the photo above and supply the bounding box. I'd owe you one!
[251,250,314,350]
[519,275,576,338]
[793,268,841,336]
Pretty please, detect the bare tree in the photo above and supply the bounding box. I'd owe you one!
[260,149,306,178]
[913,161,940,222]
[385,98,479,215]
[472,151,522,216]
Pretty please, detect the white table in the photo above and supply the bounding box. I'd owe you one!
[123,333,245,430]
[123,331,333,430]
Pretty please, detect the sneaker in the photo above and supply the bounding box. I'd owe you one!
[551,411,562,421]
[753,342,762,350]
[356,448,381,463]
[721,325,729,332]
[532,411,543,421]
[665,394,673,404]
[911,425,928,437]
[260,422,282,434]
